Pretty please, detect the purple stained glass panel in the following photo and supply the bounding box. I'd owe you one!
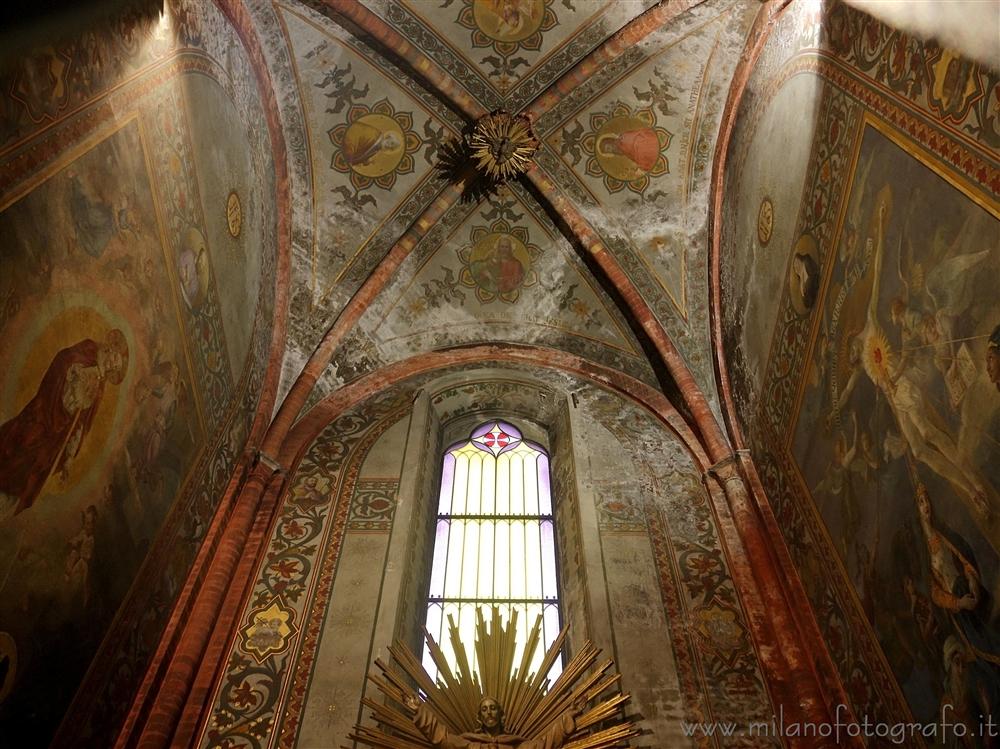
[540,520,556,599]
[536,454,552,515]
[471,421,523,456]
[438,452,456,513]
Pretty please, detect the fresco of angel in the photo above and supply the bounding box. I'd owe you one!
[827,185,993,524]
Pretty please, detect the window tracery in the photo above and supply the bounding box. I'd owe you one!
[423,420,561,682]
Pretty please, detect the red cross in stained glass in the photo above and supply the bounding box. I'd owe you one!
[473,423,517,456]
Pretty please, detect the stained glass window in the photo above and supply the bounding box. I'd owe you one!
[423,421,561,683]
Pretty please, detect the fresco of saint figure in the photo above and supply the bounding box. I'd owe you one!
[789,235,820,313]
[341,115,404,177]
[67,168,116,259]
[459,225,539,304]
[474,0,544,43]
[178,227,210,310]
[289,473,332,510]
[827,190,990,517]
[471,235,525,297]
[914,484,1000,724]
[596,125,660,179]
[928,49,979,121]
[64,504,98,608]
[0,328,129,520]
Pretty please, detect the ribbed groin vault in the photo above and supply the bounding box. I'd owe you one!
[0,0,995,747]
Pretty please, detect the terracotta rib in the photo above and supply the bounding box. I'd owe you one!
[523,0,708,123]
[707,0,865,740]
[278,343,702,469]
[261,169,475,458]
[323,0,487,121]
[524,164,730,463]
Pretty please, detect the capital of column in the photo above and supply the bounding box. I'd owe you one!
[703,449,752,485]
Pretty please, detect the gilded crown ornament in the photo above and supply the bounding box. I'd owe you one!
[469,112,539,182]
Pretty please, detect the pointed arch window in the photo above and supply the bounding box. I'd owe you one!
[423,421,561,681]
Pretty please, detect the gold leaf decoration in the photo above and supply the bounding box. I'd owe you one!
[347,607,639,749]
[468,112,539,183]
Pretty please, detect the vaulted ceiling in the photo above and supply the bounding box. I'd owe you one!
[243,0,762,425]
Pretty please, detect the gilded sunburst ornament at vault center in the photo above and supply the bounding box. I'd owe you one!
[458,219,540,304]
[329,98,422,191]
[582,102,672,195]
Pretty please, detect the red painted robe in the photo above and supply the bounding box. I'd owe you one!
[603,128,659,172]
[0,339,105,515]
[497,255,525,294]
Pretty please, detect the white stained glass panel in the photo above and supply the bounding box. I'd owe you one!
[508,451,524,514]
[424,602,444,676]
[428,519,450,598]
[526,520,542,599]
[510,520,526,599]
[496,454,510,515]
[482,457,496,514]
[424,421,561,684]
[467,452,483,515]
[478,522,495,599]
[494,520,510,599]
[461,520,480,599]
[444,521,465,599]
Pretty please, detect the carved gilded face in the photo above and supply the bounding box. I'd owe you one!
[478,698,502,732]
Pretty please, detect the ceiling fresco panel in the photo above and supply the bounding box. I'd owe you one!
[374,187,647,365]
[321,184,658,396]
[357,0,655,110]
[545,5,743,317]
[276,1,462,313]
[531,0,759,416]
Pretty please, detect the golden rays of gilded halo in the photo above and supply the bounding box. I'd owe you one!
[348,607,639,749]
[469,112,540,182]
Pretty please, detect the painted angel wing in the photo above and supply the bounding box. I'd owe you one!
[840,151,874,263]
[926,249,990,316]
